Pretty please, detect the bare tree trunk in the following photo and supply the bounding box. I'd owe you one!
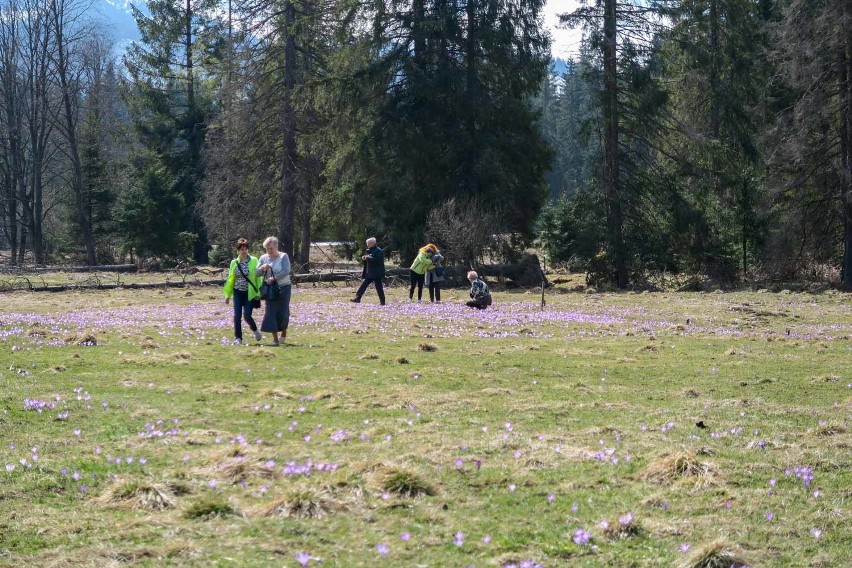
[603,0,626,288]
[23,0,52,264]
[463,0,478,195]
[841,24,852,287]
[0,2,21,264]
[297,174,312,269]
[277,0,298,258]
[50,0,97,265]
[708,0,721,139]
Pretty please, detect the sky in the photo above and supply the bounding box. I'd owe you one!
[544,0,582,59]
[97,0,583,59]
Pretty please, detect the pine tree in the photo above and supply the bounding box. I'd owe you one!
[327,0,553,261]
[124,0,219,263]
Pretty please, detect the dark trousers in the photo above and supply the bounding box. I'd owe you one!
[428,282,441,302]
[409,271,425,300]
[233,289,258,339]
[466,296,492,310]
[355,277,385,304]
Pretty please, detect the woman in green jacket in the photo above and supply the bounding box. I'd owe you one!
[408,244,437,301]
[223,238,264,345]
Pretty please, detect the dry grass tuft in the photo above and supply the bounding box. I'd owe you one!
[379,466,437,498]
[184,496,238,520]
[96,479,188,510]
[815,423,847,437]
[171,352,192,360]
[418,343,438,352]
[809,374,840,383]
[642,451,717,487]
[602,513,641,540]
[140,339,158,349]
[677,539,751,568]
[219,458,280,483]
[257,388,292,399]
[359,353,380,360]
[683,389,700,398]
[251,347,279,356]
[396,356,410,364]
[205,384,247,395]
[64,332,97,346]
[261,486,333,519]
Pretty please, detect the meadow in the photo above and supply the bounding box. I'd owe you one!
[0,282,850,567]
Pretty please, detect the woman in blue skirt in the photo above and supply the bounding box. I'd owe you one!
[256,236,292,346]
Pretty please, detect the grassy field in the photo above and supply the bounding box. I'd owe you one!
[0,283,850,567]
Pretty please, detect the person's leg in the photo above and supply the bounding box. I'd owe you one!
[374,278,386,305]
[244,294,261,340]
[428,282,435,302]
[280,285,291,340]
[233,290,246,341]
[416,273,424,301]
[409,271,417,299]
[244,293,257,330]
[435,282,441,302]
[353,278,370,301]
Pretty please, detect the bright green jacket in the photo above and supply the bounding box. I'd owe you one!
[409,252,435,275]
[224,256,263,300]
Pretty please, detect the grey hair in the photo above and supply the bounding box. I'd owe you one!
[467,270,478,280]
[366,237,377,246]
[262,236,279,248]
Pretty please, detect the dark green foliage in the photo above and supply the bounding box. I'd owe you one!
[123,0,219,264]
[117,161,187,260]
[326,0,553,263]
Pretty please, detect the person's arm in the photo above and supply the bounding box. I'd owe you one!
[224,260,236,301]
[254,255,267,277]
[278,254,291,283]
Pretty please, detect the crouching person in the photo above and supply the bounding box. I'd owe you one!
[466,271,492,309]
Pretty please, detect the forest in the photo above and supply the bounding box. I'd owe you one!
[0,0,850,288]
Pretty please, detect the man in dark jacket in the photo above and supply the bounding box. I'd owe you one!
[351,237,386,305]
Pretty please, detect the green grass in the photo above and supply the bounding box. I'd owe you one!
[0,283,849,566]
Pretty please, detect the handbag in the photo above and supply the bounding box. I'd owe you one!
[235,260,263,308]
[260,262,281,301]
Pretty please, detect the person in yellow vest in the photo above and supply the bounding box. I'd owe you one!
[408,243,437,302]
[223,238,263,345]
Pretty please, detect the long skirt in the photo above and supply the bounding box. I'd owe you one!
[261,284,291,332]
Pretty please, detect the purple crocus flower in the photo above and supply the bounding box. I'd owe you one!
[376,543,389,556]
[295,551,310,566]
[453,531,464,547]
[573,528,591,545]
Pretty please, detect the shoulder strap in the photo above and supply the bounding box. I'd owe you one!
[235,258,259,292]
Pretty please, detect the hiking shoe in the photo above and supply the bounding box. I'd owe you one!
[253,330,262,341]
[233,338,242,345]
[349,298,360,303]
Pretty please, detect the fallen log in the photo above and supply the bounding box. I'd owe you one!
[4,255,548,292]
[0,264,138,274]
